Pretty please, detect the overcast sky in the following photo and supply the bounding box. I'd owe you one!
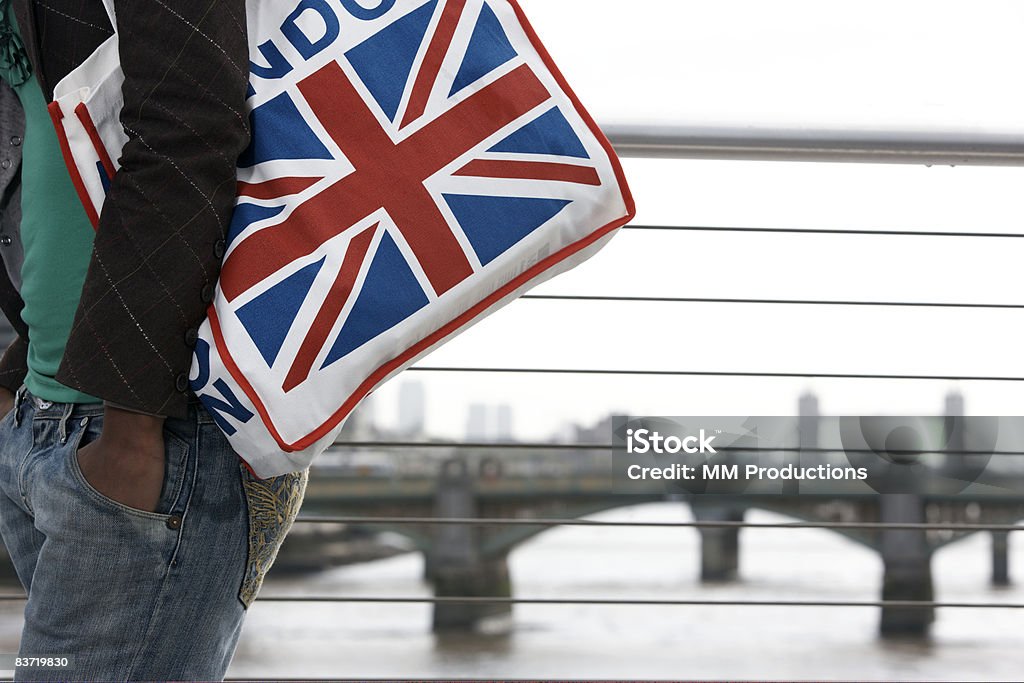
[367,0,1024,440]
[519,0,1024,131]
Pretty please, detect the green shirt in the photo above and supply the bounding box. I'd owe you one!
[1,7,99,403]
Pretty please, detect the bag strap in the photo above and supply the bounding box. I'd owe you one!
[100,0,116,33]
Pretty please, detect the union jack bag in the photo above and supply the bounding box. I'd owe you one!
[49,0,635,477]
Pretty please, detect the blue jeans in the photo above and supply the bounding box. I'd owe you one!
[0,387,308,681]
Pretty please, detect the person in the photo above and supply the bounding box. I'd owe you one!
[0,1,308,680]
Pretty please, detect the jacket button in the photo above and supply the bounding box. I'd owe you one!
[1,159,10,169]
[165,515,182,530]
[200,284,215,303]
[175,373,189,393]
[9,136,21,146]
[184,327,199,347]
[0,235,10,246]
[213,239,226,259]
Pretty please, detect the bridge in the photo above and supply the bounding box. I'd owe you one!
[298,393,1024,638]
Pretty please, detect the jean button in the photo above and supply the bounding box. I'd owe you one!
[165,515,182,530]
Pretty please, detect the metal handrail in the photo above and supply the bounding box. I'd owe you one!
[605,124,1024,166]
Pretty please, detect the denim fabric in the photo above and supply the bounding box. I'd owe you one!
[0,386,306,681]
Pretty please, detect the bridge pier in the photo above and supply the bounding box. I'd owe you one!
[428,457,512,632]
[992,532,1010,587]
[692,505,745,582]
[879,494,934,637]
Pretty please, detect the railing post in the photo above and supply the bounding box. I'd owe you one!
[429,457,512,632]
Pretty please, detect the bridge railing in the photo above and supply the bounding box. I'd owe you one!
[302,125,1024,638]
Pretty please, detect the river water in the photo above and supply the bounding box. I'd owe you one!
[0,503,1020,680]
[232,504,1023,681]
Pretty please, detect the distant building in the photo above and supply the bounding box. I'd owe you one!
[465,403,515,442]
[466,403,490,441]
[342,394,377,441]
[572,413,616,445]
[495,404,514,441]
[397,381,426,437]
[945,392,964,417]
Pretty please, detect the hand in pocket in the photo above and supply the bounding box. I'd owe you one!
[76,408,168,513]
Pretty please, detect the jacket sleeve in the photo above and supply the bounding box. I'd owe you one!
[0,336,26,393]
[54,0,251,418]
[0,252,27,394]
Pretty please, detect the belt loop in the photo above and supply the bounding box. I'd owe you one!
[12,386,25,427]
[58,402,74,444]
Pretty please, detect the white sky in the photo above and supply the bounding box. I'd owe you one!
[519,0,1024,131]
[367,0,1024,440]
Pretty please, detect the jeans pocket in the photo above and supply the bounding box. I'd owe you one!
[237,462,308,608]
[68,421,190,522]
